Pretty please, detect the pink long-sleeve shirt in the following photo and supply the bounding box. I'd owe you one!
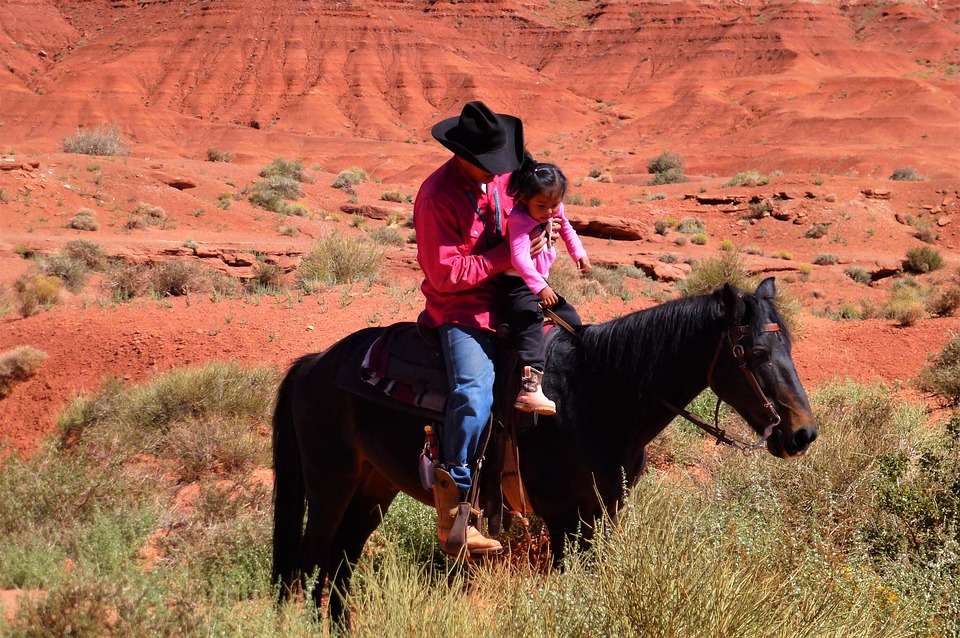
[414,159,515,331]
[508,202,587,294]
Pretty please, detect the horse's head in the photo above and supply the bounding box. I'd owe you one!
[709,278,817,458]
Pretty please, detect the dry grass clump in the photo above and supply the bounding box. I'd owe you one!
[724,170,774,187]
[885,281,925,326]
[904,246,943,274]
[66,209,99,231]
[676,217,705,234]
[368,226,406,247]
[814,253,839,265]
[62,239,106,270]
[332,166,368,191]
[104,261,239,301]
[845,266,872,284]
[927,285,960,317]
[380,191,411,204]
[647,151,685,185]
[245,262,285,293]
[62,126,128,156]
[39,254,89,292]
[0,346,47,398]
[148,261,207,297]
[298,232,383,290]
[249,159,310,214]
[126,202,167,230]
[13,274,62,317]
[804,223,829,239]
[679,250,801,333]
[918,334,960,404]
[103,263,148,301]
[206,148,233,162]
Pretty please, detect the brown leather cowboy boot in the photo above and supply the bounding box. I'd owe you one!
[432,467,502,556]
[514,366,556,416]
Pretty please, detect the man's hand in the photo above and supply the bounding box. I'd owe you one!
[529,229,547,258]
[538,285,559,308]
[577,256,593,274]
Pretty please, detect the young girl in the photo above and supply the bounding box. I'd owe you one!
[504,156,591,415]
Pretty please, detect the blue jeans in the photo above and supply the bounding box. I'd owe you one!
[438,325,496,494]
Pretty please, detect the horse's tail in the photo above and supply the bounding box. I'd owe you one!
[271,354,310,599]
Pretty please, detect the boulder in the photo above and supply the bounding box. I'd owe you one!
[566,214,644,241]
[871,259,901,280]
[862,188,891,200]
[634,257,690,282]
[938,216,952,227]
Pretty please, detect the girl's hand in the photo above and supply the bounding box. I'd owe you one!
[529,229,547,258]
[577,256,592,274]
[538,286,559,308]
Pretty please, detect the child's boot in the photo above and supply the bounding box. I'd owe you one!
[514,366,556,416]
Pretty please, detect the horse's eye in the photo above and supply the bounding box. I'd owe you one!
[752,347,770,361]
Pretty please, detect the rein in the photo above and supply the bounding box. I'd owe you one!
[545,306,783,452]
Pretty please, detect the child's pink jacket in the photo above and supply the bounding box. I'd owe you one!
[507,202,587,294]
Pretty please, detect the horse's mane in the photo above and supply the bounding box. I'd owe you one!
[578,293,725,391]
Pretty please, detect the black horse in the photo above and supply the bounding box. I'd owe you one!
[271,278,818,622]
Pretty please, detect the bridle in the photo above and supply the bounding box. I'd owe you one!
[542,306,784,452]
[660,322,783,452]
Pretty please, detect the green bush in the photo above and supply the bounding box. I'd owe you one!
[646,151,685,185]
[905,246,943,274]
[62,126,128,156]
[690,233,707,245]
[259,158,309,183]
[298,232,383,290]
[845,267,872,284]
[676,217,705,234]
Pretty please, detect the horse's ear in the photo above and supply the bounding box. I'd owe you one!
[717,283,745,324]
[755,276,776,300]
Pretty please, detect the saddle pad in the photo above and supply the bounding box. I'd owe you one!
[360,323,448,416]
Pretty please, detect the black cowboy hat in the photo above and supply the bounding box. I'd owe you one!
[431,101,524,175]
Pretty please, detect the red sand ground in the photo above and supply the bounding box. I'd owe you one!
[2,0,960,451]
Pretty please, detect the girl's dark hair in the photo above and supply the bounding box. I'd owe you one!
[507,153,568,202]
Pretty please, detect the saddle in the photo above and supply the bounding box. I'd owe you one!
[335,321,556,534]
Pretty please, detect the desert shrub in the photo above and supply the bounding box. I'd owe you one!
[646,192,667,201]
[246,262,284,293]
[910,218,938,243]
[676,217,705,234]
[277,224,299,237]
[918,335,960,405]
[690,233,707,245]
[39,253,89,292]
[58,362,275,454]
[0,346,47,398]
[103,263,147,301]
[587,265,633,301]
[566,193,584,206]
[814,253,839,266]
[206,148,233,162]
[284,203,309,217]
[63,239,106,270]
[259,158,308,183]
[380,191,410,204]
[845,267,872,284]
[805,223,829,239]
[747,199,772,218]
[719,239,735,252]
[679,250,800,332]
[890,167,922,181]
[659,253,678,264]
[647,151,685,185]
[217,193,232,210]
[332,166,368,190]
[62,125,128,156]
[725,170,770,187]
[66,209,99,231]
[589,197,602,207]
[298,233,383,290]
[673,235,688,246]
[368,226,405,247]
[927,286,960,317]
[771,250,792,260]
[653,218,676,235]
[886,285,925,326]
[905,246,943,274]
[744,245,763,255]
[13,274,62,317]
[548,259,606,305]
[127,202,167,230]
[148,261,206,297]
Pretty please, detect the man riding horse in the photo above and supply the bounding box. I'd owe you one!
[414,101,546,555]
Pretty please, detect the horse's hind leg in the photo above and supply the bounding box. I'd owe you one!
[326,467,398,629]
